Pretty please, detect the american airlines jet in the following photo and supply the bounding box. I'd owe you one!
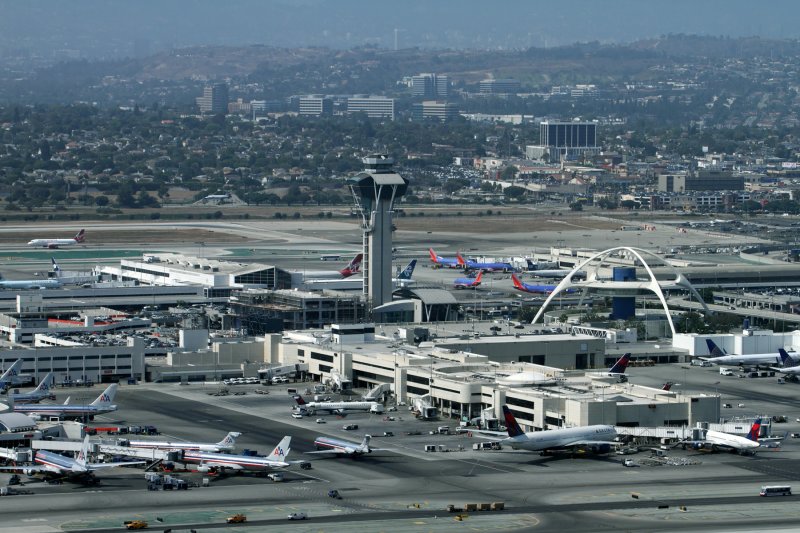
[13,384,118,419]
[28,229,85,249]
[476,405,617,455]
[127,432,241,453]
[293,395,382,415]
[183,436,291,473]
[8,372,55,403]
[307,435,383,457]
[0,359,24,390]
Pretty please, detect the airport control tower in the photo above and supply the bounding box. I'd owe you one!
[350,155,408,315]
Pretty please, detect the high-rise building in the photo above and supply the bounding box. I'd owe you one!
[533,120,599,161]
[479,78,520,94]
[196,83,229,114]
[411,73,449,98]
[411,101,459,122]
[299,96,333,116]
[347,96,395,120]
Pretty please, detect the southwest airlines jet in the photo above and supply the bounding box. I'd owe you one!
[28,229,85,249]
[428,248,461,268]
[453,270,483,289]
[456,253,514,272]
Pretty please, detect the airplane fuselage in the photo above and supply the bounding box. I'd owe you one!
[504,425,617,452]
[299,401,378,414]
[183,451,287,471]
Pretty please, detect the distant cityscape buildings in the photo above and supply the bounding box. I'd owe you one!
[412,101,459,122]
[526,120,599,162]
[196,83,229,114]
[411,73,450,98]
[347,96,395,120]
[479,78,520,94]
[658,170,745,193]
[299,96,333,116]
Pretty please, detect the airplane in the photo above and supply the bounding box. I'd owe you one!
[475,405,617,455]
[511,273,575,294]
[700,339,789,367]
[661,382,674,391]
[456,253,514,272]
[51,257,60,274]
[182,436,291,473]
[28,229,85,249]
[496,369,560,387]
[127,432,242,453]
[528,268,587,280]
[592,353,631,381]
[306,434,381,457]
[453,270,483,289]
[293,395,381,416]
[0,359,24,391]
[7,372,55,403]
[428,248,461,269]
[0,273,61,290]
[395,259,417,285]
[338,253,363,278]
[0,435,144,480]
[679,418,761,454]
[13,383,118,419]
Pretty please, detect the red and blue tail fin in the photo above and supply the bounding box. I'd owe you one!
[609,353,631,374]
[74,229,85,243]
[501,405,524,438]
[293,394,307,406]
[746,418,762,442]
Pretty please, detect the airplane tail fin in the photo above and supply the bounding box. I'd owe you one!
[339,253,363,277]
[75,434,90,468]
[292,394,307,406]
[74,229,85,243]
[501,405,524,438]
[779,348,799,368]
[398,259,417,280]
[51,257,60,274]
[474,271,483,284]
[0,359,23,385]
[361,434,372,451]
[269,436,291,462]
[746,418,762,442]
[217,432,242,448]
[428,248,439,264]
[456,252,467,267]
[34,372,53,393]
[91,384,117,406]
[661,382,674,391]
[705,339,726,357]
[609,353,631,374]
[511,273,524,290]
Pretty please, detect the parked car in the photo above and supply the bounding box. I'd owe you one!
[315,418,326,424]
[288,513,308,520]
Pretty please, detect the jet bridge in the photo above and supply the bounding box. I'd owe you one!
[31,439,178,461]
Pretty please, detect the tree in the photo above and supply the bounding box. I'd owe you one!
[503,186,527,201]
[95,196,109,207]
[569,202,583,211]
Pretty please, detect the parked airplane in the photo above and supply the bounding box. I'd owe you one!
[453,270,483,289]
[701,339,786,366]
[0,359,24,391]
[0,435,144,479]
[476,405,617,455]
[661,382,674,391]
[338,253,363,278]
[770,348,800,379]
[589,353,631,381]
[307,435,380,457]
[395,259,417,285]
[7,372,55,403]
[528,268,587,280]
[0,273,61,290]
[496,369,560,387]
[428,248,461,268]
[28,229,85,249]
[183,436,291,473]
[680,418,761,454]
[293,395,382,415]
[511,273,576,294]
[127,432,241,453]
[456,253,514,272]
[13,384,118,419]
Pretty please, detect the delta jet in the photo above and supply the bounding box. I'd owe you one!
[700,339,787,367]
[293,395,381,415]
[511,273,576,294]
[428,248,461,269]
[28,229,85,249]
[0,359,24,390]
[0,435,144,480]
[587,353,631,382]
[7,372,55,403]
[183,436,291,473]
[13,384,117,419]
[456,253,514,272]
[680,418,761,454]
[453,270,483,289]
[476,405,617,455]
[127,432,241,453]
[307,435,382,457]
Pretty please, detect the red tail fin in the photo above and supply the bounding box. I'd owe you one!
[746,418,762,442]
[74,229,85,242]
[428,248,438,263]
[293,395,307,406]
[502,405,524,438]
[511,273,523,289]
[474,271,483,285]
[456,253,466,266]
[339,253,362,277]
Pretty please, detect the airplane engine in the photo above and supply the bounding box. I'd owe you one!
[196,465,212,473]
[23,468,35,476]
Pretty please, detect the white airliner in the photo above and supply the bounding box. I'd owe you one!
[307,435,382,457]
[127,432,241,453]
[700,339,786,366]
[183,436,291,473]
[0,359,24,390]
[13,384,117,419]
[0,274,61,290]
[28,229,85,249]
[770,349,800,379]
[476,405,617,455]
[293,395,382,415]
[0,435,144,479]
[680,418,762,454]
[7,372,55,403]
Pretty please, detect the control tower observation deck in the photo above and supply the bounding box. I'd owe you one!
[349,155,408,314]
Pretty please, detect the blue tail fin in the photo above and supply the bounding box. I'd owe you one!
[705,339,726,357]
[501,405,524,438]
[398,259,417,280]
[779,349,799,368]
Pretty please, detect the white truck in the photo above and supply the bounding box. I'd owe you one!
[720,367,734,376]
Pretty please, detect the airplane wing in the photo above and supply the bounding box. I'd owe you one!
[305,449,354,455]
[201,461,244,470]
[0,465,55,473]
[86,460,146,470]
[469,429,506,438]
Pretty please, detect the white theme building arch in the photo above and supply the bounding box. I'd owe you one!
[531,247,709,336]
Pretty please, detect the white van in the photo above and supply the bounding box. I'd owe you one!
[720,368,734,376]
[369,404,384,414]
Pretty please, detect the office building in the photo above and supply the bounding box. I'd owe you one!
[530,120,600,162]
[411,73,449,98]
[658,170,745,192]
[299,96,333,116]
[411,101,459,122]
[196,83,229,114]
[479,78,520,94]
[347,96,395,120]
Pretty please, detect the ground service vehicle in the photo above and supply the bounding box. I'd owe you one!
[226,514,247,523]
[124,520,148,530]
[760,485,792,496]
[288,512,308,520]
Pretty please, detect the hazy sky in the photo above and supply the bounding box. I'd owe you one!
[1,0,798,59]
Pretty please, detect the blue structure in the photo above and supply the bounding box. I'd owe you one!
[611,267,636,320]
